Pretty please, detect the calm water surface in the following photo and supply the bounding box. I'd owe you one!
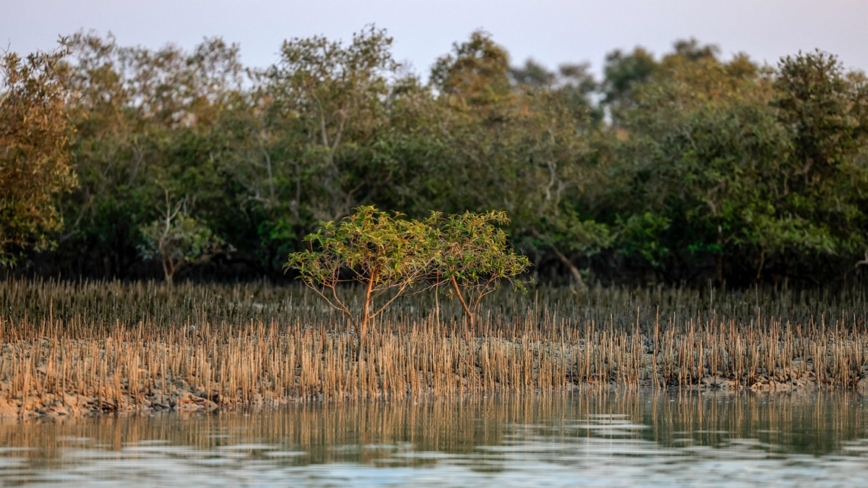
[1,391,867,487]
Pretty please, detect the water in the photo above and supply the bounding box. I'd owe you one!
[0,391,867,487]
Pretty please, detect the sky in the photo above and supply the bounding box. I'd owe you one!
[3,0,868,79]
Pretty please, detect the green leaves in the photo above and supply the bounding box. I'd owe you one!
[288,206,433,288]
[610,45,868,282]
[433,210,529,286]
[55,32,246,277]
[618,213,671,268]
[11,29,868,286]
[138,214,220,261]
[285,206,529,329]
[775,51,865,171]
[285,206,438,332]
[136,192,223,283]
[432,211,531,326]
[431,30,512,107]
[0,48,76,266]
[260,26,398,222]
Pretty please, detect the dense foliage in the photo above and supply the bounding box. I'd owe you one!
[286,206,529,337]
[2,28,868,287]
[0,48,76,266]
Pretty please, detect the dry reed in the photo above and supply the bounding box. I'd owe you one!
[0,279,866,418]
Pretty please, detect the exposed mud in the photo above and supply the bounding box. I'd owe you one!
[0,338,864,421]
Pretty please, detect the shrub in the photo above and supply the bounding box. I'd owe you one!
[285,206,530,346]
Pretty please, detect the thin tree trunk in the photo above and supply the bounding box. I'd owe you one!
[450,276,475,329]
[529,227,586,290]
[162,257,175,285]
[434,272,441,325]
[359,270,377,359]
[754,249,765,284]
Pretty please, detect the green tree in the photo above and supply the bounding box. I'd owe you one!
[0,48,76,266]
[286,206,438,351]
[226,26,405,272]
[286,207,531,343]
[611,46,868,284]
[432,210,530,328]
[601,46,657,124]
[137,190,222,284]
[431,30,513,108]
[60,32,246,277]
[771,50,868,277]
[509,59,555,87]
[425,32,609,287]
[259,25,397,223]
[612,49,786,282]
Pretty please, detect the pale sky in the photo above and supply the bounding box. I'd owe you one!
[4,0,867,79]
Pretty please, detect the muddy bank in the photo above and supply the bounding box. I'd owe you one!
[4,279,868,420]
[1,334,866,421]
[0,380,223,420]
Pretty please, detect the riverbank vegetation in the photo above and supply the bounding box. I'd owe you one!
[0,279,866,419]
[286,207,530,346]
[2,27,868,287]
[3,27,868,418]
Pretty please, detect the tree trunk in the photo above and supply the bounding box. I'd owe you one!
[162,257,175,285]
[359,270,377,359]
[450,276,475,330]
[529,227,586,291]
[754,249,765,284]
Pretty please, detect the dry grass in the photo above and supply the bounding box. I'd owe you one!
[0,279,866,417]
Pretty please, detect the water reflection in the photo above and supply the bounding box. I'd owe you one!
[0,391,866,486]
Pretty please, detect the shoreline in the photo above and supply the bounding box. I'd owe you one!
[0,378,862,422]
[1,331,866,421]
[3,280,868,421]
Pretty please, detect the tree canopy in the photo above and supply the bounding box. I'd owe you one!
[0,48,76,266]
[3,28,868,288]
